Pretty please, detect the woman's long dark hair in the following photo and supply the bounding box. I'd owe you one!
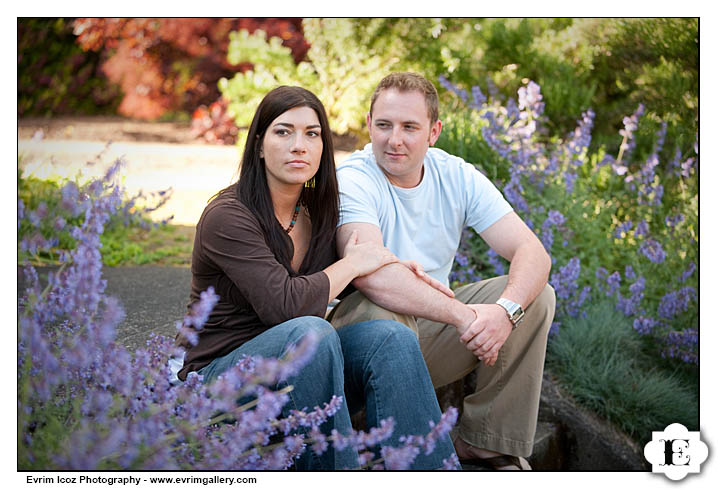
[225,86,339,273]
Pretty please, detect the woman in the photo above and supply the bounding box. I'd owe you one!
[177,86,456,470]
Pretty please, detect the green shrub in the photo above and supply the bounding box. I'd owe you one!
[220,19,396,144]
[546,300,698,443]
[441,78,699,444]
[442,78,697,368]
[217,18,696,159]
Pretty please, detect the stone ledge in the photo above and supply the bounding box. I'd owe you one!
[435,371,649,471]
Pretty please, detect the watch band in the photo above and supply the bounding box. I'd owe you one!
[495,298,525,329]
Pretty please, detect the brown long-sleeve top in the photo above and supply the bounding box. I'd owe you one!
[178,190,339,381]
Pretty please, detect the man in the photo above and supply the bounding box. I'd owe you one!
[328,72,556,470]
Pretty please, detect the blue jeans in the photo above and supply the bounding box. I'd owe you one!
[197,316,456,470]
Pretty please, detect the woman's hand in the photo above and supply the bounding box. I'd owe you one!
[343,230,399,277]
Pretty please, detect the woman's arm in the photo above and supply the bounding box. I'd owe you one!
[322,230,399,302]
[200,202,396,326]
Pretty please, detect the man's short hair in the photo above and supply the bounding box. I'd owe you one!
[370,72,439,124]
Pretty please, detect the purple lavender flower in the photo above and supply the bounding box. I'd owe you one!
[18,199,25,228]
[665,214,685,228]
[624,265,636,280]
[679,262,696,283]
[438,75,468,102]
[53,216,67,232]
[614,220,633,239]
[633,316,656,335]
[309,428,328,455]
[28,202,49,228]
[635,219,649,238]
[606,272,621,296]
[455,252,469,267]
[60,181,84,216]
[563,171,578,194]
[277,396,344,435]
[566,109,595,166]
[502,176,529,213]
[616,276,646,317]
[662,329,698,364]
[355,418,395,449]
[184,287,219,330]
[487,248,506,276]
[540,227,554,253]
[545,210,566,227]
[470,85,487,109]
[381,445,421,470]
[658,287,697,319]
[551,257,581,301]
[639,239,666,264]
[423,406,458,454]
[506,98,520,123]
[442,453,461,470]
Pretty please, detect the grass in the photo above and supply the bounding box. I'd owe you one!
[100,223,194,266]
[20,222,194,267]
[18,167,195,268]
[546,299,699,445]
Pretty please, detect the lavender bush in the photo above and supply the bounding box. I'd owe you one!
[18,157,173,266]
[441,77,698,367]
[18,161,459,470]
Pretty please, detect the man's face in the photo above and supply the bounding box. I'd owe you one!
[367,89,442,188]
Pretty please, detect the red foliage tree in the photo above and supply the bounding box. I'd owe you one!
[73,18,309,121]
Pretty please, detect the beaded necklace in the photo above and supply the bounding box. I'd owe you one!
[284,200,301,234]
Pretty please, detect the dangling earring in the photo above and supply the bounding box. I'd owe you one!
[304,177,316,189]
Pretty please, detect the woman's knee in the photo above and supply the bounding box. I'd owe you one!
[282,316,341,351]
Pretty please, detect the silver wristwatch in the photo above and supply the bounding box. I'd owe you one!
[496,298,525,329]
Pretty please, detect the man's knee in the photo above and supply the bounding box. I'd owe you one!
[329,291,417,334]
[533,284,556,317]
[359,319,420,350]
[526,284,556,336]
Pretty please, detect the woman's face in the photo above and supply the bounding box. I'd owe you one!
[260,106,323,190]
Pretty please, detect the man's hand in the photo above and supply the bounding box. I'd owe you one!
[399,260,455,298]
[458,304,513,366]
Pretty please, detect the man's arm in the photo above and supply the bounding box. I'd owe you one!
[460,211,552,364]
[480,211,551,308]
[336,222,477,332]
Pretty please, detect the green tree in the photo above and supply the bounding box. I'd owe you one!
[220,19,399,141]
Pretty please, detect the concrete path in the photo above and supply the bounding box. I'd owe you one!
[18,138,351,226]
[19,265,191,353]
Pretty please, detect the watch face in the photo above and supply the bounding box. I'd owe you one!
[497,299,523,325]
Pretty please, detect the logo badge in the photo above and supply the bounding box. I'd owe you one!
[644,423,708,481]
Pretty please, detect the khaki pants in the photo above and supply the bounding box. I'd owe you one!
[327,276,555,457]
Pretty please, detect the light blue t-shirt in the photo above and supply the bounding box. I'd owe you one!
[337,144,513,285]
